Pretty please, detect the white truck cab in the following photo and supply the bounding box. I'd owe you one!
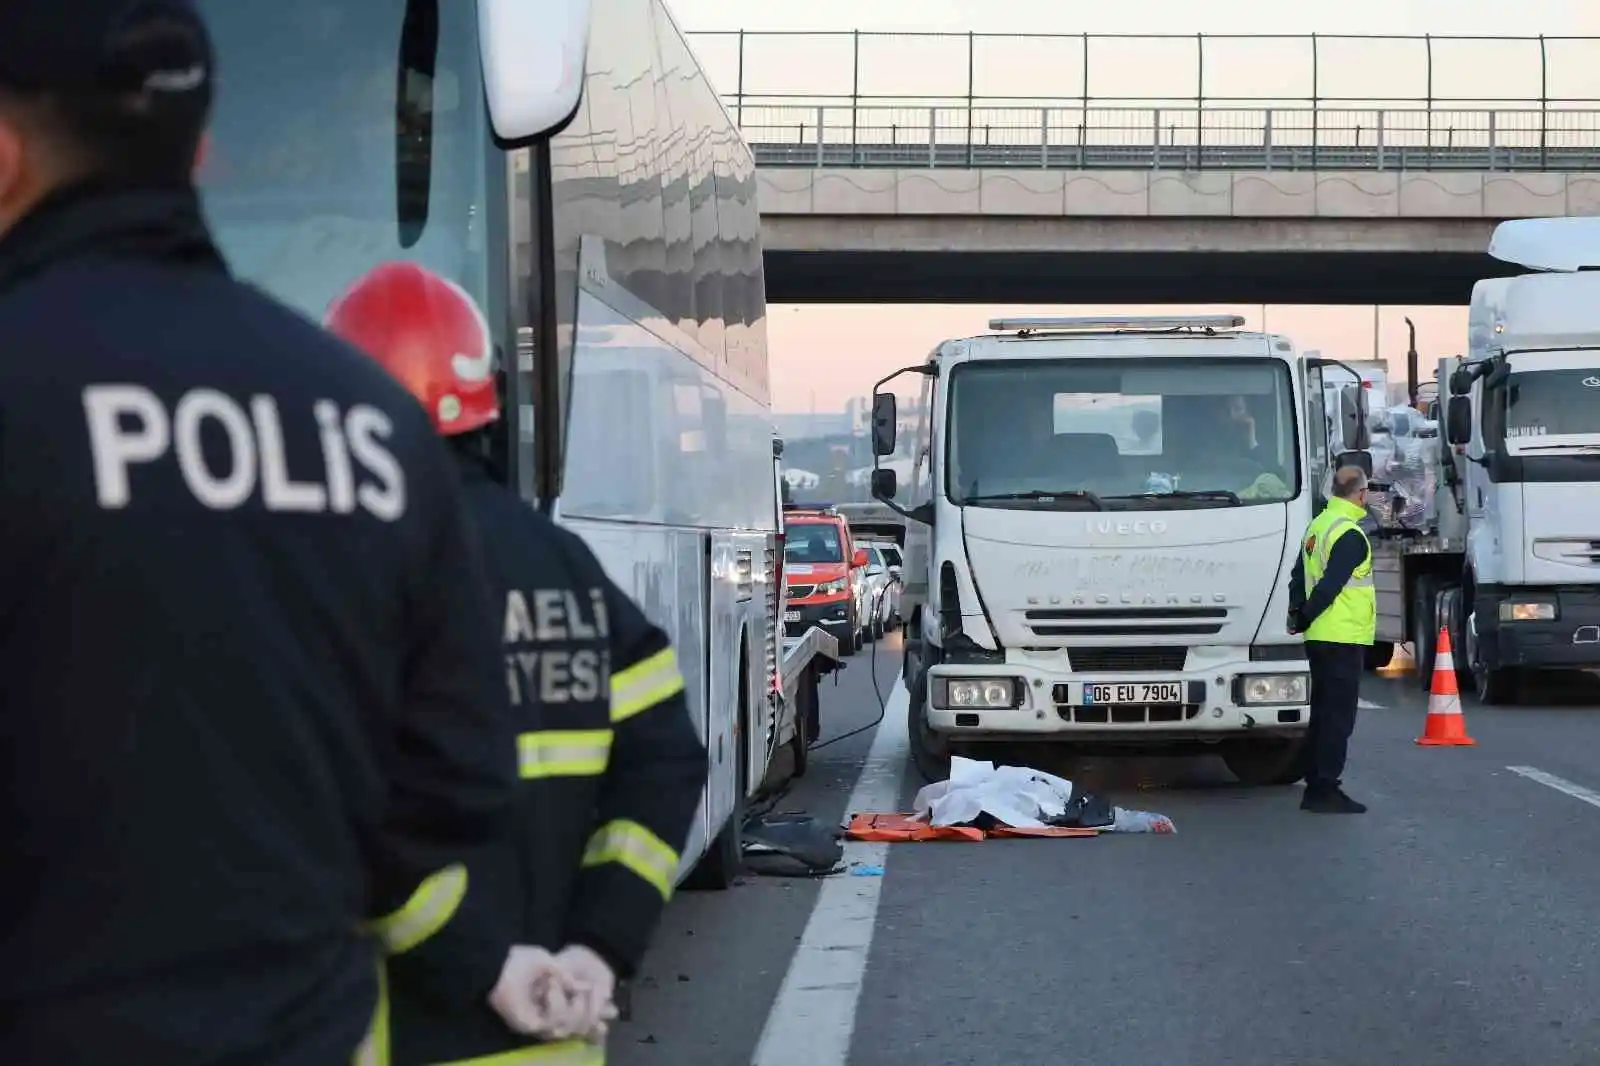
[1407,218,1600,702]
[869,315,1372,784]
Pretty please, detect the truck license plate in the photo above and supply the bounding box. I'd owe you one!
[784,610,801,623]
[1083,682,1183,705]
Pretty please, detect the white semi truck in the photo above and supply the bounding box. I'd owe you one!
[1371,218,1600,704]
[868,315,1371,784]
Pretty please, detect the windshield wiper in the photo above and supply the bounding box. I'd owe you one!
[1108,489,1243,506]
[965,489,1106,510]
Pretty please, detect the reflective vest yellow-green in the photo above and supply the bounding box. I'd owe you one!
[1301,496,1375,645]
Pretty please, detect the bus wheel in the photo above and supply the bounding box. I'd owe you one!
[685,662,750,891]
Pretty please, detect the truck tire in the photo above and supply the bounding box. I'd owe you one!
[1410,576,1439,690]
[1467,612,1521,705]
[789,668,813,779]
[907,667,951,783]
[1221,737,1305,786]
[1364,641,1395,672]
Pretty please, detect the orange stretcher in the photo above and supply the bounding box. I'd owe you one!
[844,812,1099,842]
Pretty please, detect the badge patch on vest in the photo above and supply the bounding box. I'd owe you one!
[1303,534,1317,554]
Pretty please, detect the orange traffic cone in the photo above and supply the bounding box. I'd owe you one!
[1415,625,1476,747]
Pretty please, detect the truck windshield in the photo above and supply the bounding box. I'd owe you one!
[946,358,1300,508]
[1503,365,1600,445]
[786,526,844,564]
[195,0,502,348]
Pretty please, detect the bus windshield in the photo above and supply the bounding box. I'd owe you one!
[945,358,1301,509]
[195,0,503,339]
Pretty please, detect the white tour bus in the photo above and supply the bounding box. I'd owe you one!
[195,0,835,889]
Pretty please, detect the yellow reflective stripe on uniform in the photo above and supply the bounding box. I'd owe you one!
[609,647,684,724]
[518,729,614,779]
[432,1038,604,1066]
[580,818,680,901]
[353,955,390,1066]
[367,863,468,955]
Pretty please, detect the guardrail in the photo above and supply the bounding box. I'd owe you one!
[683,31,1600,171]
[737,103,1600,171]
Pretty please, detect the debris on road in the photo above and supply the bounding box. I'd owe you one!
[843,756,1176,840]
[739,811,846,877]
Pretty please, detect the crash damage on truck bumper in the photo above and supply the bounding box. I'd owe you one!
[923,649,1310,743]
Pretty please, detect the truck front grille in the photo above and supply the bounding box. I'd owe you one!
[1026,607,1225,638]
[1066,647,1189,673]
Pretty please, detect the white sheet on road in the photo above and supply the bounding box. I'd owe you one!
[912,755,1076,829]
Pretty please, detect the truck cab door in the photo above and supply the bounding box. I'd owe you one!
[1305,364,1333,502]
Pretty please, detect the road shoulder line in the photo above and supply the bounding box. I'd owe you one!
[751,681,908,1066]
[1506,765,1600,811]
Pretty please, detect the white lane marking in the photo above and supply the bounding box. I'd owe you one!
[1506,765,1600,811]
[751,680,908,1066]
[1358,698,1384,709]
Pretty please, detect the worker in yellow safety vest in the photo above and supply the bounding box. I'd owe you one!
[1287,464,1376,815]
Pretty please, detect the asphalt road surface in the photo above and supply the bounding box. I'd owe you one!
[613,637,1600,1066]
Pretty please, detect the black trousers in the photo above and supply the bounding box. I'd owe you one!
[1305,640,1364,789]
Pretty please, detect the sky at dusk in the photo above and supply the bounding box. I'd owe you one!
[667,0,1600,412]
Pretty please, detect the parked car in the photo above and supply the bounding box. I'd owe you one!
[863,541,904,634]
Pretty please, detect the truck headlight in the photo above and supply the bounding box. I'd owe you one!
[933,677,1021,709]
[1499,601,1556,622]
[1238,674,1309,705]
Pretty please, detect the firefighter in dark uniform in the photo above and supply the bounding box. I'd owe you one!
[327,261,710,1066]
[0,5,549,1063]
[1288,464,1375,815]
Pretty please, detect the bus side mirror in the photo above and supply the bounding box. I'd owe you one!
[871,393,897,456]
[477,0,593,141]
[1446,397,1473,445]
[871,467,898,500]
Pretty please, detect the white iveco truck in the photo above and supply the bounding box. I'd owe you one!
[870,315,1372,784]
[1371,218,1600,704]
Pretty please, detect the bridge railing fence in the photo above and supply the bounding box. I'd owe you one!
[685,32,1600,170]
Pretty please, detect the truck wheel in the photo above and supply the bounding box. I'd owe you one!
[1221,737,1305,786]
[789,669,814,779]
[907,668,951,783]
[1411,576,1439,689]
[1363,642,1395,671]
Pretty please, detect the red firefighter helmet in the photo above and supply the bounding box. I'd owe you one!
[324,261,499,436]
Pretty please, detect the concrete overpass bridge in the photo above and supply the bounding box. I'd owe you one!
[690,31,1600,304]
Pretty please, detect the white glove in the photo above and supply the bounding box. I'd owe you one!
[546,944,618,1044]
[487,946,564,1035]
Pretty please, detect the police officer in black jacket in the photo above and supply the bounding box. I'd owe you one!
[327,261,710,1066]
[0,4,529,1064]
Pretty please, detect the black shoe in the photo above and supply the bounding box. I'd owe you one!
[1301,786,1367,814]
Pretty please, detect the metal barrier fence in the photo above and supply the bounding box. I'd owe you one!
[684,32,1600,170]
[736,103,1600,170]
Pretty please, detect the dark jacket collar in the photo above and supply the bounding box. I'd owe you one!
[0,179,226,295]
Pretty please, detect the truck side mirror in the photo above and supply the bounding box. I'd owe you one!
[1335,449,1373,477]
[870,467,898,500]
[1445,396,1473,445]
[1339,392,1371,451]
[1449,367,1474,396]
[871,392,897,456]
